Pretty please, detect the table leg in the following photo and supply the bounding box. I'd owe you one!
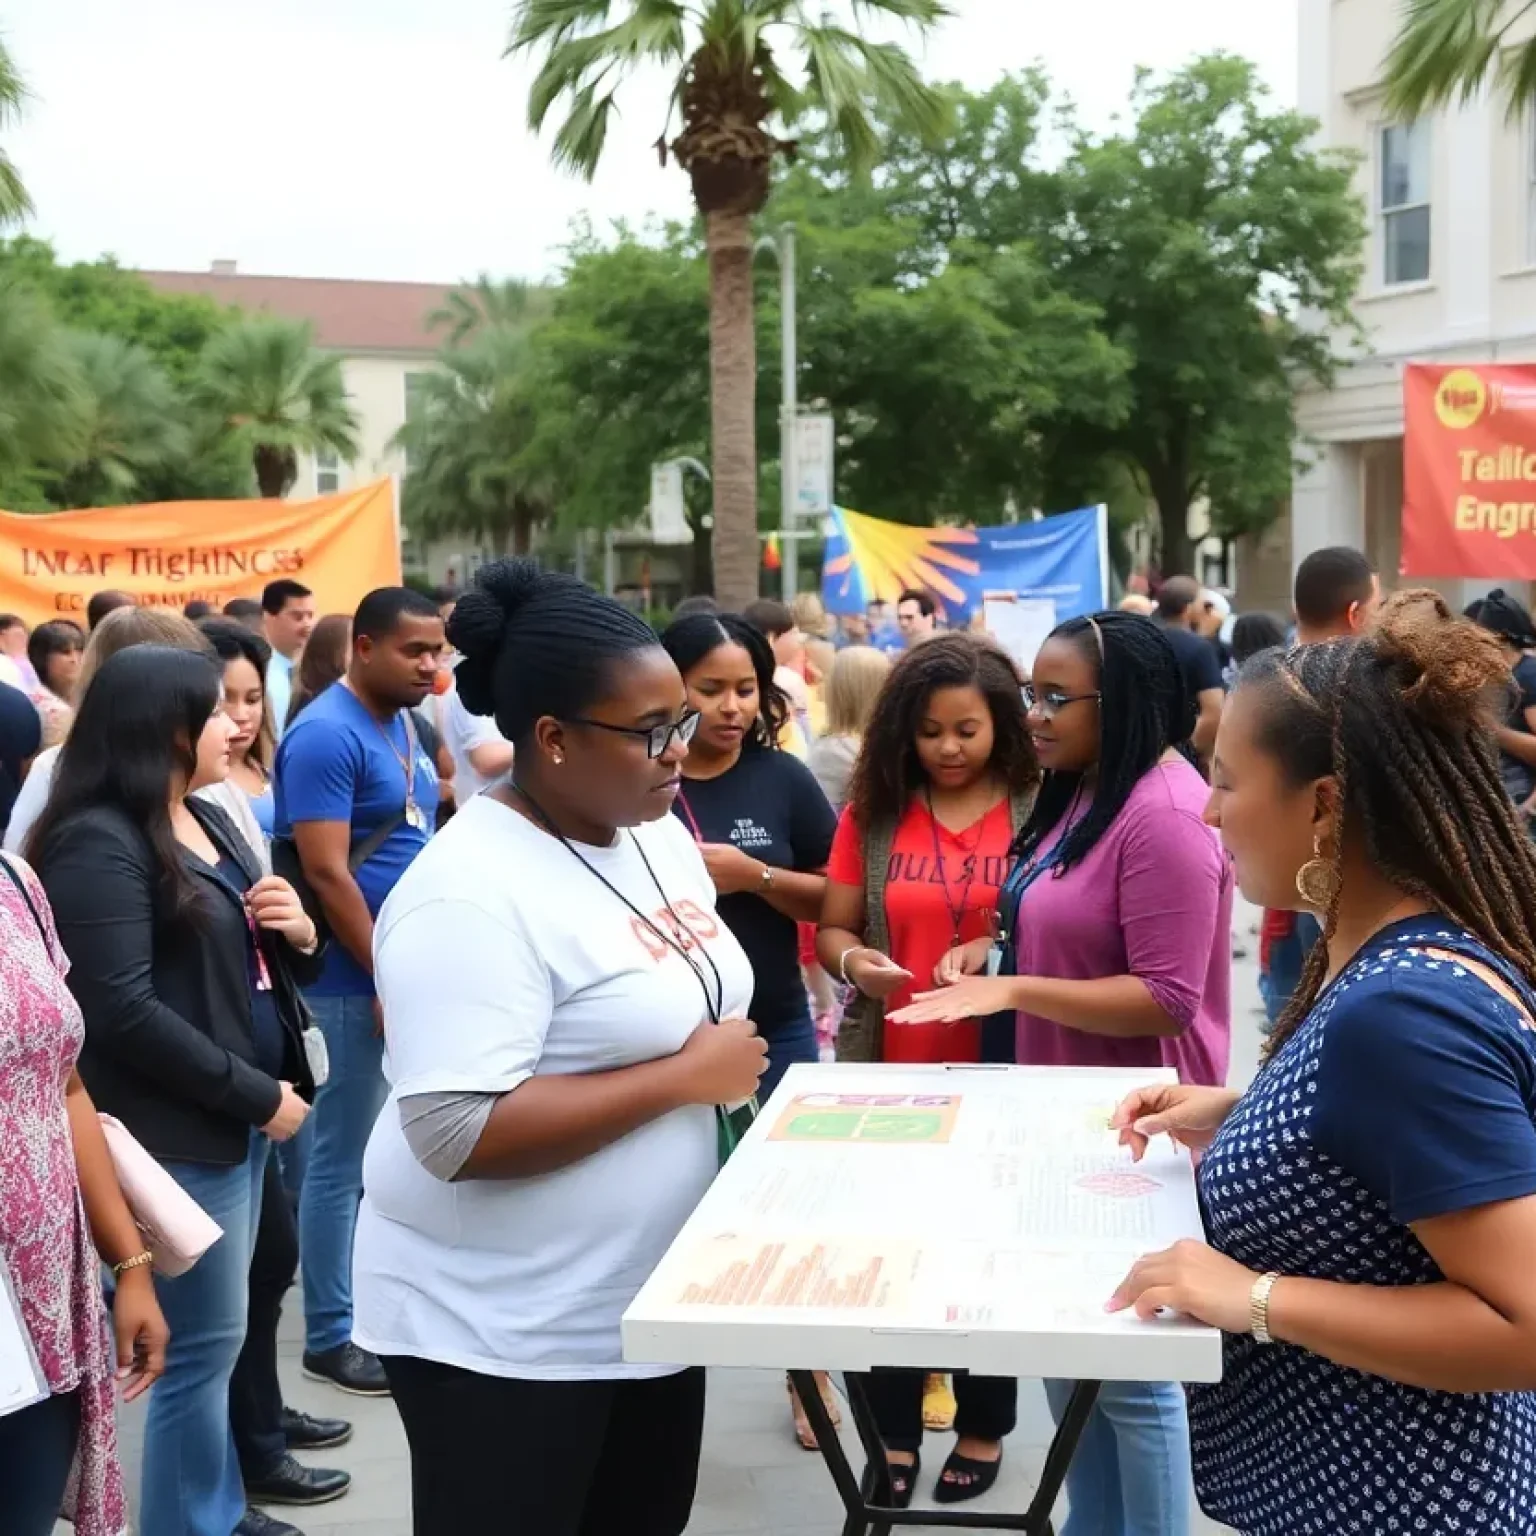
[786,1372,1102,1534]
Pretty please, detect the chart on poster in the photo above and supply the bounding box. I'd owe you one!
[623,1064,1223,1384]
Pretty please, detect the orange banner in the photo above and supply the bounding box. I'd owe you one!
[1402,363,1536,577]
[0,481,401,627]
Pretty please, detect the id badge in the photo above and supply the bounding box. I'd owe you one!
[302,1025,331,1088]
[405,800,428,833]
[985,943,1004,977]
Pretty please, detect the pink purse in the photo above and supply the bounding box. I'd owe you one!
[97,1115,224,1277]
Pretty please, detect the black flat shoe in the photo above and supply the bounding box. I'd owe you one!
[863,1452,921,1510]
[301,1343,390,1397]
[282,1407,353,1450]
[245,1454,351,1507]
[933,1448,1003,1505]
[235,1508,302,1536]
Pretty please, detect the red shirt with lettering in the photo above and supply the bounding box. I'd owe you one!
[826,797,1014,1064]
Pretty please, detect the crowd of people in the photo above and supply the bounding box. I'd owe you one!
[0,548,1534,1536]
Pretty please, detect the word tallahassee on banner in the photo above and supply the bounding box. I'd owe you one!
[1402,363,1536,578]
[0,481,402,627]
[820,503,1109,625]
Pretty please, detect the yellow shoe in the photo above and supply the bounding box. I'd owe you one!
[922,1373,957,1432]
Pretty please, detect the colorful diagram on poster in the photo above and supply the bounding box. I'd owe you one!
[675,1236,911,1310]
[1075,1171,1163,1199]
[769,1093,961,1145]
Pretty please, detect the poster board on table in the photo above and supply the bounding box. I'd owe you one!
[624,1063,1222,1384]
[0,480,402,627]
[1402,363,1536,578]
[821,504,1108,628]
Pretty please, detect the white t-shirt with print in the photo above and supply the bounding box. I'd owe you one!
[352,792,754,1380]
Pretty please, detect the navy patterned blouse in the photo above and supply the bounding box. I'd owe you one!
[1191,919,1536,1535]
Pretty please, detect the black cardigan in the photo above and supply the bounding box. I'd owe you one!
[39,798,323,1166]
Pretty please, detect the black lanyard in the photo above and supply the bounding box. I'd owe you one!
[511,784,724,1025]
[925,789,999,946]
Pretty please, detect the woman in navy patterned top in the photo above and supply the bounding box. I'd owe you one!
[1107,590,1536,1536]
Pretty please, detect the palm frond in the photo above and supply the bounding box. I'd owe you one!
[1383,0,1536,120]
[551,82,623,178]
[507,0,622,54]
[848,0,952,24]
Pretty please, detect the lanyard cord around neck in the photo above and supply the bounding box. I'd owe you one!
[510,783,724,1025]
[924,787,998,945]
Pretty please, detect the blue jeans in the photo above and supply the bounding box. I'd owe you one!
[141,1135,267,1536]
[759,1010,819,1104]
[299,993,388,1354]
[0,1388,80,1536]
[1043,1379,1191,1536]
[1259,911,1322,1030]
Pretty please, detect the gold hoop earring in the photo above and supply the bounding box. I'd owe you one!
[1295,834,1338,910]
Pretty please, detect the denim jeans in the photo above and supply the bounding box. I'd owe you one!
[1259,910,1322,1031]
[759,1010,819,1105]
[141,1135,267,1536]
[299,993,388,1353]
[1043,1379,1191,1536]
[0,1388,80,1536]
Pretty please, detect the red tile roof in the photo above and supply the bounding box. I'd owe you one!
[139,268,457,354]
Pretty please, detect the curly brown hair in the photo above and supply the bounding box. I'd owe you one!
[1240,589,1536,1052]
[846,632,1039,830]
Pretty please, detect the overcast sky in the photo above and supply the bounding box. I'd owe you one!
[4,0,1296,284]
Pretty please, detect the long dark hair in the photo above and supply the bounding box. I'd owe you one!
[660,612,790,751]
[1012,612,1194,875]
[199,617,274,775]
[28,645,224,923]
[1244,591,1536,1052]
[847,632,1039,830]
[287,613,351,726]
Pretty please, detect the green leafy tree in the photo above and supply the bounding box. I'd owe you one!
[46,333,188,507]
[1042,55,1366,574]
[429,274,552,347]
[508,0,950,607]
[1384,0,1536,121]
[396,326,555,556]
[192,316,360,499]
[0,36,30,226]
[0,279,84,506]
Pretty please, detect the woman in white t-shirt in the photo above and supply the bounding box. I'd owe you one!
[354,559,767,1536]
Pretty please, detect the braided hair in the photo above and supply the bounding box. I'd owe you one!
[1244,589,1536,1052]
[1465,588,1536,650]
[1011,612,1195,874]
[847,632,1038,830]
[447,558,660,745]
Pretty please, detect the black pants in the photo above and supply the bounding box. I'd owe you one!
[231,1154,298,1478]
[382,1355,706,1536]
[0,1388,80,1536]
[858,1369,1017,1455]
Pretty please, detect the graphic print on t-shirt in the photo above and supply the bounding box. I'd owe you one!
[629,899,721,964]
[886,850,1009,891]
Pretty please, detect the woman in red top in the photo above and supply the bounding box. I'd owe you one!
[817,633,1038,1507]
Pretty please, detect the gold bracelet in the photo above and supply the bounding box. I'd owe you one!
[112,1250,154,1278]
[1249,1270,1281,1345]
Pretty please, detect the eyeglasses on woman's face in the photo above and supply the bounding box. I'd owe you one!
[1022,683,1102,720]
[567,707,701,759]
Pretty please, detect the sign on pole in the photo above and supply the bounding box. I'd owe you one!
[793,414,835,519]
[649,460,693,545]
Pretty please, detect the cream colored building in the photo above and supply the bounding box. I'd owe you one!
[1292,0,1536,605]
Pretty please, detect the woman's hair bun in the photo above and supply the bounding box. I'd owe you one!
[1370,588,1510,730]
[447,558,569,717]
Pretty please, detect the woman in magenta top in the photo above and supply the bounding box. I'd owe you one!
[893,611,1232,1536]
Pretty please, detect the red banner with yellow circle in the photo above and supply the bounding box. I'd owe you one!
[1402,363,1536,577]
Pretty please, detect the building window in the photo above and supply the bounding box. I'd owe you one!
[316,447,341,495]
[1380,120,1430,286]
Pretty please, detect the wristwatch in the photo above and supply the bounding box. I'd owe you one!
[759,863,775,891]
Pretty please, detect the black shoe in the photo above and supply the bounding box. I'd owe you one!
[301,1343,391,1397]
[246,1454,351,1507]
[236,1509,303,1536]
[282,1406,354,1450]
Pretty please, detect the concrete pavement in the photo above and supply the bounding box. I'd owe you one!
[98,904,1267,1535]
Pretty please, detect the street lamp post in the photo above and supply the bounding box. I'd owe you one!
[757,225,798,603]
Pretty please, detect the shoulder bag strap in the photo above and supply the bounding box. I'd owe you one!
[0,852,45,941]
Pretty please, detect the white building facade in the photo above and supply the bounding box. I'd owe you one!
[1293,0,1536,605]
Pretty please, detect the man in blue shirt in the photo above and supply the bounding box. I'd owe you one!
[274,586,444,1395]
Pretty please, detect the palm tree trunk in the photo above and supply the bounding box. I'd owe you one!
[254,445,292,500]
[705,207,758,609]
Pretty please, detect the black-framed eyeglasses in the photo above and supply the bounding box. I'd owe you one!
[1022,684,1102,720]
[567,708,701,759]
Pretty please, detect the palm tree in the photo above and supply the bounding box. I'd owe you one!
[192,316,360,498]
[507,0,950,607]
[0,278,83,496]
[49,333,187,506]
[0,36,32,226]
[1383,0,1536,120]
[430,275,550,346]
[394,325,555,555]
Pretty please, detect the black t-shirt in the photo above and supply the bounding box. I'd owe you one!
[1159,622,1225,702]
[1501,655,1536,801]
[673,748,836,1031]
[0,681,40,836]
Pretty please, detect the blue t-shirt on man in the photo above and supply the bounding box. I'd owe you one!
[274,682,439,997]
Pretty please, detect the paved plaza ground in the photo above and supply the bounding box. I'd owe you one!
[98,906,1267,1536]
